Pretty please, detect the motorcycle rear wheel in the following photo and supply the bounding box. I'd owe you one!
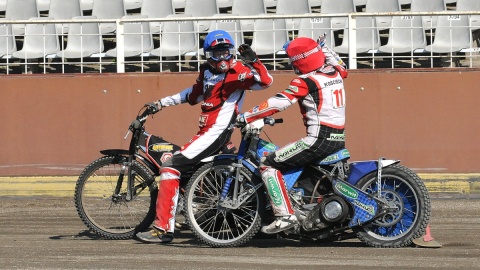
[355,164,431,248]
[185,159,265,247]
[74,156,157,239]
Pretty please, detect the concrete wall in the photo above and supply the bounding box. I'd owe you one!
[1,69,479,176]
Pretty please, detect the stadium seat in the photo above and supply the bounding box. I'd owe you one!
[353,0,367,6]
[0,21,17,58]
[208,14,244,46]
[106,15,153,57]
[309,0,322,8]
[321,0,355,30]
[378,15,426,53]
[297,17,334,48]
[172,0,186,10]
[232,0,266,32]
[365,0,401,30]
[48,0,83,34]
[140,0,175,34]
[334,17,380,54]
[56,16,103,58]
[12,17,59,59]
[250,14,289,56]
[184,0,219,32]
[275,0,311,31]
[456,0,480,31]
[80,0,93,11]
[5,0,40,36]
[410,0,446,30]
[217,0,233,9]
[150,14,198,57]
[0,0,6,12]
[91,0,126,34]
[398,0,411,5]
[264,0,277,8]
[36,0,50,12]
[124,0,142,11]
[424,15,471,53]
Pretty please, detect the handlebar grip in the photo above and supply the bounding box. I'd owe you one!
[264,117,283,126]
[275,118,284,124]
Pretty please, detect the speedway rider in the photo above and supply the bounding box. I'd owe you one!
[237,36,348,234]
[136,30,273,243]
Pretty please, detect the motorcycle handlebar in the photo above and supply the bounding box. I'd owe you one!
[264,117,283,126]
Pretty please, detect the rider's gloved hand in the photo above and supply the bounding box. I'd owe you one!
[245,119,264,133]
[145,101,161,114]
[317,33,327,48]
[238,44,258,64]
[235,113,246,127]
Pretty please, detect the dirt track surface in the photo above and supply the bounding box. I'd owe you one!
[0,194,479,270]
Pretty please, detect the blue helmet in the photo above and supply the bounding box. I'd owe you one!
[203,30,236,73]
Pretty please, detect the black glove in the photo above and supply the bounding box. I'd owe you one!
[145,102,161,115]
[238,44,258,64]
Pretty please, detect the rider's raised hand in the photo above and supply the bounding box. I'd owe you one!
[238,44,258,64]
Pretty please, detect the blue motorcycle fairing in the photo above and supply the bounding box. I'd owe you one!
[347,160,400,185]
[332,179,379,227]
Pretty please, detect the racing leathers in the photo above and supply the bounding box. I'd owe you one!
[153,59,273,233]
[242,63,348,217]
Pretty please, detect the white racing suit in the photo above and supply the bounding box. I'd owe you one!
[243,50,348,217]
[153,60,273,233]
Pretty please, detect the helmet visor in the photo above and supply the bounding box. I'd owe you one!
[205,47,236,61]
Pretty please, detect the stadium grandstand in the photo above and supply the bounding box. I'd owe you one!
[0,0,478,74]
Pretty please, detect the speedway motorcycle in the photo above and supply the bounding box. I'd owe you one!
[184,117,431,247]
[73,105,234,239]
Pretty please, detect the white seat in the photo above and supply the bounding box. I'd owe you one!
[410,0,446,30]
[365,0,401,30]
[321,0,355,29]
[208,14,243,46]
[353,0,367,6]
[334,17,380,54]
[184,0,219,32]
[56,16,103,58]
[398,0,411,5]
[5,0,40,36]
[92,0,126,34]
[456,0,480,31]
[48,0,83,34]
[124,0,142,10]
[12,17,59,59]
[0,21,17,57]
[141,0,175,34]
[106,15,153,57]
[275,0,311,30]
[80,0,93,11]
[217,0,233,9]
[424,15,471,53]
[378,16,426,53]
[0,0,7,12]
[36,0,50,11]
[264,0,277,8]
[150,14,198,57]
[309,0,322,8]
[172,0,186,9]
[232,0,266,32]
[251,14,289,56]
[298,17,335,48]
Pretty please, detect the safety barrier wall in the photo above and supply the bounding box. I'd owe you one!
[1,69,479,176]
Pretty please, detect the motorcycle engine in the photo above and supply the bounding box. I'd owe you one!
[302,195,349,231]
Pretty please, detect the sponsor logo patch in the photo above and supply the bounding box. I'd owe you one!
[335,182,358,199]
[267,176,283,206]
[149,143,174,152]
[328,133,345,141]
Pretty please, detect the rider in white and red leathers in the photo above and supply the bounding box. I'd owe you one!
[238,36,348,234]
[136,30,273,243]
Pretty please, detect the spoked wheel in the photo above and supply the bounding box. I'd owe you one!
[355,164,431,248]
[74,156,157,239]
[185,159,265,247]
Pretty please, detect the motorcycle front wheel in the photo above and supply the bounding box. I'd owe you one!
[74,155,157,239]
[185,159,266,247]
[355,164,431,248]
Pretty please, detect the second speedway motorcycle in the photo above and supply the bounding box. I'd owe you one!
[184,117,431,248]
[73,105,234,239]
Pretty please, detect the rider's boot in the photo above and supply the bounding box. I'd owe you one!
[261,214,298,234]
[136,226,174,243]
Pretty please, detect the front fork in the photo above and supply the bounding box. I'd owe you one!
[112,159,136,202]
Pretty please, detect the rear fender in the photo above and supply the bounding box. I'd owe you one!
[348,159,400,185]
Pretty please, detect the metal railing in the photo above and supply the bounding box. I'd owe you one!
[0,11,479,74]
